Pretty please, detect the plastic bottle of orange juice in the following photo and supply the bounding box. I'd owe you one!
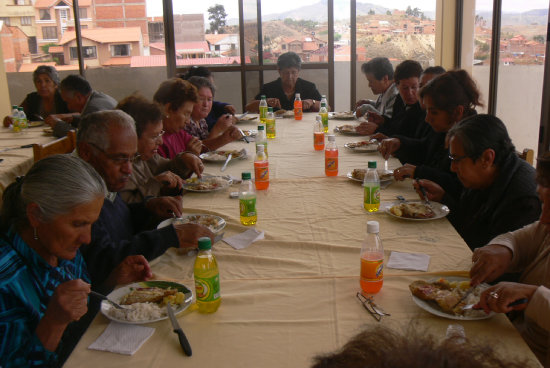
[294,93,302,120]
[254,144,269,190]
[360,221,383,294]
[325,134,338,176]
[313,115,325,151]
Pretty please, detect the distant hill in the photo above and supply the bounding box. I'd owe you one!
[476,8,548,26]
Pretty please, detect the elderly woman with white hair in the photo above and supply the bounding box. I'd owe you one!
[0,155,152,367]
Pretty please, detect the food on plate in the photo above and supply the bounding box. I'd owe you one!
[332,111,355,119]
[346,141,378,149]
[409,278,483,316]
[351,169,392,182]
[204,150,243,160]
[120,286,181,305]
[108,302,164,322]
[241,129,257,137]
[389,202,435,219]
[336,125,357,133]
[182,177,228,191]
[274,109,286,116]
[175,215,222,229]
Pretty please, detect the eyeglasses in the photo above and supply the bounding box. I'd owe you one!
[356,292,390,322]
[150,130,165,142]
[88,142,140,165]
[448,154,469,163]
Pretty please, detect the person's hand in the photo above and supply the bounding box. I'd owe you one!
[44,115,63,128]
[224,105,237,114]
[394,164,416,181]
[146,196,183,218]
[413,179,445,202]
[266,98,281,109]
[44,279,90,326]
[173,223,215,248]
[355,99,370,109]
[356,122,378,135]
[155,171,184,189]
[302,99,315,111]
[3,116,13,127]
[180,152,204,178]
[355,106,365,118]
[109,255,152,286]
[475,282,537,314]
[210,114,236,138]
[371,133,388,141]
[367,112,384,125]
[188,137,202,155]
[379,138,401,159]
[470,244,513,286]
[222,125,242,142]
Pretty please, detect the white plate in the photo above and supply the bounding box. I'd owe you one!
[383,200,450,221]
[182,176,232,192]
[329,112,356,120]
[411,277,494,320]
[100,281,193,324]
[237,116,258,124]
[346,170,393,184]
[157,214,226,233]
[344,141,379,153]
[199,149,247,162]
[333,125,363,136]
[29,121,44,127]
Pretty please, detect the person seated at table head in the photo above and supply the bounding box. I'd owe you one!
[116,93,204,203]
[355,57,398,119]
[245,51,323,113]
[380,69,482,198]
[414,114,540,250]
[3,65,70,127]
[0,154,153,367]
[153,78,241,158]
[358,59,426,137]
[76,110,214,286]
[186,76,237,140]
[179,66,237,130]
[311,324,530,368]
[469,151,550,366]
[45,74,117,138]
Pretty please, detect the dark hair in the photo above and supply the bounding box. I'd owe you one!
[33,65,60,86]
[180,66,212,80]
[423,66,446,76]
[117,94,162,138]
[447,114,515,167]
[311,324,532,368]
[277,52,302,70]
[394,60,423,84]
[59,74,92,96]
[536,152,550,187]
[420,69,482,116]
[153,78,198,112]
[187,76,216,97]
[361,57,394,80]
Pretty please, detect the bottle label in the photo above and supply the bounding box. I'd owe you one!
[195,273,220,302]
[360,257,383,282]
[325,157,338,172]
[364,184,380,205]
[321,114,328,129]
[259,106,267,120]
[266,120,276,135]
[255,165,269,182]
[240,197,257,217]
[314,132,324,147]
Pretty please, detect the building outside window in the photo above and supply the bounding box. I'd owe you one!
[79,8,87,19]
[111,44,130,57]
[42,26,57,40]
[0,18,11,26]
[70,46,97,59]
[20,16,32,26]
[39,9,51,21]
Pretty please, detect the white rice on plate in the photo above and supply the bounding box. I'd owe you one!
[107,302,165,322]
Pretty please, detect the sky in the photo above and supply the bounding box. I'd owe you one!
[146,0,548,17]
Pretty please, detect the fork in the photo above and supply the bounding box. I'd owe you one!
[89,290,125,309]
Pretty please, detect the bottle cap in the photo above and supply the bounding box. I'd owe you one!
[242,171,251,180]
[327,134,335,142]
[18,107,23,111]
[258,125,265,130]
[268,107,273,112]
[368,161,377,169]
[322,95,326,98]
[261,95,266,99]
[367,221,379,233]
[257,144,264,152]
[295,93,301,98]
[12,105,17,109]
[198,236,212,250]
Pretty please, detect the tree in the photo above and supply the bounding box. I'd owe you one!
[208,4,227,34]
[534,35,545,43]
[406,6,412,16]
[368,9,375,15]
[386,10,392,15]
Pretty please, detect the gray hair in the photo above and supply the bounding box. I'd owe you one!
[33,65,60,86]
[187,76,216,97]
[0,155,107,231]
[77,110,136,151]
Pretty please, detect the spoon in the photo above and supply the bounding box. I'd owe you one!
[89,290,125,309]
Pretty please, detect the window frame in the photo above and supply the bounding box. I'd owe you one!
[111,44,131,57]
[70,45,96,59]
[42,26,58,40]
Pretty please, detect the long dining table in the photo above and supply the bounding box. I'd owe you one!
[65,113,541,367]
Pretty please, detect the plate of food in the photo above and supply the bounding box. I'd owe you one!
[409,277,494,320]
[157,214,226,233]
[344,140,379,152]
[384,201,449,221]
[329,111,356,120]
[274,109,294,119]
[29,121,44,128]
[240,129,258,140]
[182,176,232,192]
[101,280,193,324]
[237,116,258,124]
[333,125,362,135]
[199,149,247,162]
[347,169,393,184]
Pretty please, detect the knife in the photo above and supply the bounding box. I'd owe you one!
[166,303,192,356]
[238,128,250,143]
[415,178,431,207]
[0,144,33,153]
[451,287,475,310]
[221,153,232,172]
[237,111,248,120]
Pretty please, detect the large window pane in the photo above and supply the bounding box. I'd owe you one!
[496,0,548,153]
[470,1,492,114]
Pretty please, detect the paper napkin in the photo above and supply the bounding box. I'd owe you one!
[88,322,155,355]
[386,251,430,272]
[223,228,264,249]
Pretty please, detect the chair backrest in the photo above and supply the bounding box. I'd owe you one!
[33,130,77,162]
[518,148,534,165]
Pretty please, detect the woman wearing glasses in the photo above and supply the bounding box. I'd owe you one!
[117,94,204,204]
[414,114,540,250]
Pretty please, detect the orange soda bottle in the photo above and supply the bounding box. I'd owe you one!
[294,93,302,120]
[254,144,269,190]
[325,134,338,176]
[360,221,383,294]
[313,115,325,151]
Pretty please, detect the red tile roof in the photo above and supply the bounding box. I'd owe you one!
[35,0,91,8]
[103,57,131,66]
[58,27,142,45]
[130,56,251,68]
[48,46,64,53]
[18,62,79,72]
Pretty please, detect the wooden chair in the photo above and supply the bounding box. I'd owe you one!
[33,130,77,162]
[518,148,534,165]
